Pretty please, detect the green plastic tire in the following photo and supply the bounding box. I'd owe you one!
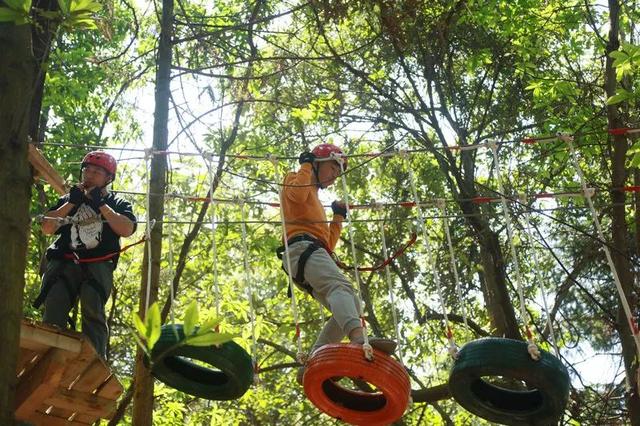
[150,324,253,400]
[449,338,569,426]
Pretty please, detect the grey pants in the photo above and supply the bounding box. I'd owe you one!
[41,259,114,358]
[283,240,362,352]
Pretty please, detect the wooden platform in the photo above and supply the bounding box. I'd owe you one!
[15,321,123,425]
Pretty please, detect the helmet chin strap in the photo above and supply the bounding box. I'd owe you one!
[312,163,324,189]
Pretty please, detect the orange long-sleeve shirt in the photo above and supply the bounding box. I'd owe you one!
[281,163,343,251]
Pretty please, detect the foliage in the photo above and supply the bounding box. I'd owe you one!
[21,0,640,424]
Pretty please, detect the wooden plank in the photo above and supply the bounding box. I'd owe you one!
[16,349,41,379]
[28,143,67,195]
[31,410,93,426]
[44,388,116,419]
[94,374,123,400]
[14,348,69,421]
[71,359,111,394]
[21,322,83,354]
[59,339,98,389]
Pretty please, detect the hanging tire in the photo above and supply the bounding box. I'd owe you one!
[150,324,253,400]
[303,343,410,426]
[448,337,569,425]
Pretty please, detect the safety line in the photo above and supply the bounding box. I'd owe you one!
[490,141,540,360]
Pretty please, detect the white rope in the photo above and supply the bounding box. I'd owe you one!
[489,142,540,360]
[269,156,305,364]
[239,199,259,382]
[563,134,640,363]
[166,196,176,327]
[144,150,153,314]
[208,157,221,321]
[519,194,560,357]
[402,151,457,358]
[437,199,468,329]
[335,153,372,360]
[377,210,404,364]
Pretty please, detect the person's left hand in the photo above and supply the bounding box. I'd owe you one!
[87,187,106,210]
[331,200,347,218]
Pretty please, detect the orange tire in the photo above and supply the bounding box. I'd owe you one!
[303,343,411,426]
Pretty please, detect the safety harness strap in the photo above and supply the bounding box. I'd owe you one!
[276,234,326,297]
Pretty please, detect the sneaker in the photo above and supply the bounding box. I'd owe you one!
[296,366,305,386]
[351,337,397,355]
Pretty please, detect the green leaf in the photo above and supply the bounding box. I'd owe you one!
[609,50,627,60]
[70,0,101,12]
[57,0,69,14]
[145,302,161,350]
[132,311,147,337]
[606,90,632,105]
[0,7,23,22]
[4,0,30,12]
[197,316,222,334]
[184,332,236,347]
[183,300,199,336]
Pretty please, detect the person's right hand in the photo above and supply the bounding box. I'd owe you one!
[68,185,84,206]
[298,151,316,165]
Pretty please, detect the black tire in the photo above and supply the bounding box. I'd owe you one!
[150,324,253,400]
[448,338,569,426]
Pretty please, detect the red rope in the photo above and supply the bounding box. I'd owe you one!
[63,236,147,263]
[335,233,418,272]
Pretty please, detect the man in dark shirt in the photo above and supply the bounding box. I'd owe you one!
[35,151,136,358]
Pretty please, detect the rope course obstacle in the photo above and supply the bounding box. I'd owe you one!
[28,125,640,423]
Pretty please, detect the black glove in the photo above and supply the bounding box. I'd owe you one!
[298,151,316,165]
[331,200,347,218]
[88,187,106,210]
[68,185,84,206]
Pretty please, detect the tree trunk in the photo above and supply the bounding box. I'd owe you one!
[131,0,173,424]
[605,0,640,423]
[28,0,59,142]
[0,22,35,426]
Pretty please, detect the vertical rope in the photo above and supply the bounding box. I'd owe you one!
[489,141,540,360]
[377,211,404,364]
[437,199,468,329]
[402,151,457,358]
[144,150,153,314]
[239,199,259,382]
[563,134,640,362]
[208,157,221,323]
[269,156,305,364]
[335,153,372,360]
[166,196,176,327]
[519,194,559,357]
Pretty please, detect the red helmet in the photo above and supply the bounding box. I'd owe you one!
[81,151,117,178]
[311,143,347,170]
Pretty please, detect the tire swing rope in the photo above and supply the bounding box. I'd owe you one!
[302,153,411,426]
[149,154,253,400]
[489,141,540,358]
[562,133,640,388]
[402,150,458,357]
[239,196,260,384]
[518,193,559,358]
[270,156,306,364]
[448,142,570,426]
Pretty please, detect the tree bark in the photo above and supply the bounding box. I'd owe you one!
[131,0,173,424]
[28,0,59,142]
[0,21,35,426]
[605,0,640,423]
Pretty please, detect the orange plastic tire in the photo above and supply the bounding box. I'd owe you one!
[303,343,410,426]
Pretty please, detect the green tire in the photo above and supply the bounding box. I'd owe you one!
[449,338,569,425]
[150,324,254,400]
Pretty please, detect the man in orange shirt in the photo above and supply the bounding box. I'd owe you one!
[279,144,396,385]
